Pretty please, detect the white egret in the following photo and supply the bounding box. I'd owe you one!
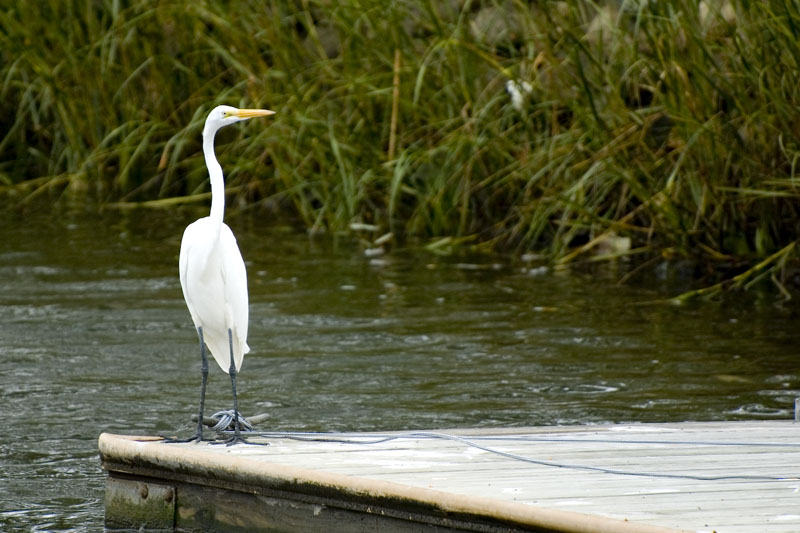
[177,105,274,444]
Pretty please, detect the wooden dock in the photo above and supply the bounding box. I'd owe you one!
[99,420,800,532]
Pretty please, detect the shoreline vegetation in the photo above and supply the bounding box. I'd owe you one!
[2,1,800,298]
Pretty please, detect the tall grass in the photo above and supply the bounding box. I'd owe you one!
[2,1,800,294]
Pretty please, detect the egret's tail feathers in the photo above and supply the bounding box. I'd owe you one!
[205,332,248,374]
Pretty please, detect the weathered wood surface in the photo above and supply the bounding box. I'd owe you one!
[100,421,800,532]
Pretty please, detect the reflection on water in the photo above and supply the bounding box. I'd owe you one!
[1,208,799,530]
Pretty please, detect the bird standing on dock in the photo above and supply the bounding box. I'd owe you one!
[176,105,275,444]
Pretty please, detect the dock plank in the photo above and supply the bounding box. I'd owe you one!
[100,421,800,532]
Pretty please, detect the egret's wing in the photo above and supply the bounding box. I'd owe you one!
[179,221,203,326]
[220,223,250,368]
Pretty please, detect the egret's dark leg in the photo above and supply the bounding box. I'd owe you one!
[226,327,245,445]
[163,326,209,443]
[194,326,209,440]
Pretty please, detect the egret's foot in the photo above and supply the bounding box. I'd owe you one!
[212,434,248,446]
[210,433,269,446]
[160,433,212,444]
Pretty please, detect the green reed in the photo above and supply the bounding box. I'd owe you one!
[2,1,799,295]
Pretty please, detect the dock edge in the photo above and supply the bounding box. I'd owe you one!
[99,432,690,533]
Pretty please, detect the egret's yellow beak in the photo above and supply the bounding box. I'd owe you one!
[233,108,276,119]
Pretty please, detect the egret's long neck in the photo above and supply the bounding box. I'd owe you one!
[203,125,225,227]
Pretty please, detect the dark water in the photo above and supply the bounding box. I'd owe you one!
[1,207,799,531]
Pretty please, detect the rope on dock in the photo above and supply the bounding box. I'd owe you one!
[243,429,800,483]
[189,412,800,481]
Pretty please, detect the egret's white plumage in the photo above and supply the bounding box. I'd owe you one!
[176,104,274,443]
[179,219,249,372]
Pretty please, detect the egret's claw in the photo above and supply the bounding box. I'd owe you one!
[161,433,212,444]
